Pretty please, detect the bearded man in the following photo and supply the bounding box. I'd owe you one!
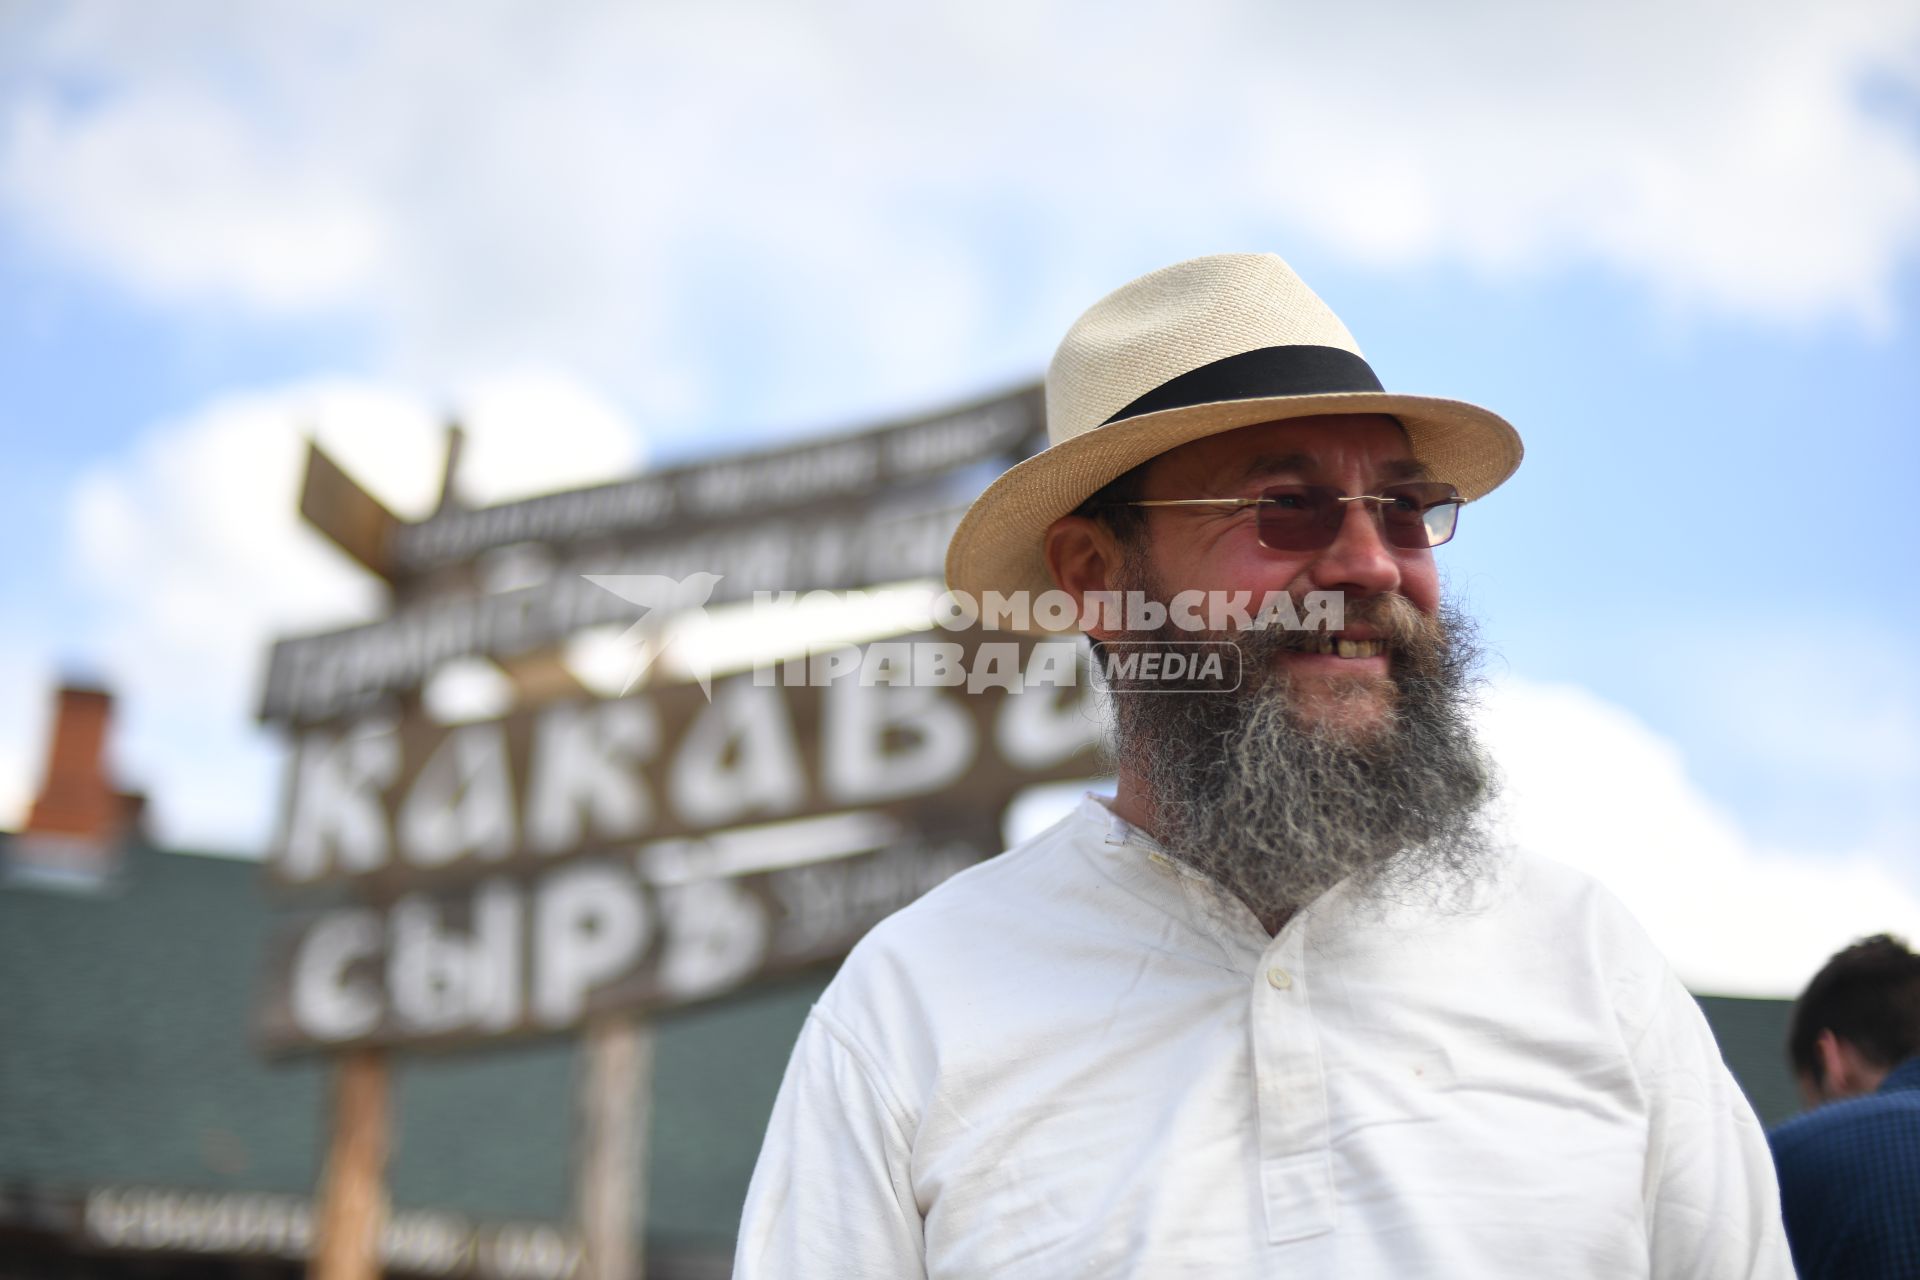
[734,254,1792,1278]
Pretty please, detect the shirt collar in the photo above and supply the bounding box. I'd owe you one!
[1072,793,1315,970]
[1879,1056,1920,1095]
[1069,793,1519,970]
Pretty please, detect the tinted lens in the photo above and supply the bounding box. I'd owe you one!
[1253,482,1461,550]
[1252,485,1344,550]
[1379,482,1461,549]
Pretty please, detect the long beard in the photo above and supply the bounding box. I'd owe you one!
[1103,586,1500,925]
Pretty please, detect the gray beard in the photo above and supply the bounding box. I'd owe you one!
[1104,595,1500,926]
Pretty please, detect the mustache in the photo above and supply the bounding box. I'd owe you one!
[1234,592,1458,686]
[1264,592,1439,653]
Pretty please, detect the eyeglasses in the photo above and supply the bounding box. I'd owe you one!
[1124,481,1463,551]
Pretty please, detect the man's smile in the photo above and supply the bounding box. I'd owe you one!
[1278,645,1391,679]
[1297,633,1387,659]
[1274,625,1393,678]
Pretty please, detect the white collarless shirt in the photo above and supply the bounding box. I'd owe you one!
[735,796,1791,1278]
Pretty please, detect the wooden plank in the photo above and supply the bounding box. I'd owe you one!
[255,817,1012,1053]
[310,1048,389,1280]
[299,441,405,583]
[258,498,970,725]
[75,1186,581,1278]
[576,1015,651,1280]
[264,630,1101,893]
[388,383,1040,574]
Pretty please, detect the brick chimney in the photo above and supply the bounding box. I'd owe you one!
[13,683,143,879]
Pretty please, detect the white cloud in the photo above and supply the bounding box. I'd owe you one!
[2,0,1916,428]
[3,85,383,310]
[49,372,644,850]
[454,369,649,504]
[1480,676,1920,997]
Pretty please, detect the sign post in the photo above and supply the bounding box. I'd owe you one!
[311,1048,389,1280]
[577,1013,650,1280]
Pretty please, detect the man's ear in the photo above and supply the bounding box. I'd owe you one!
[1044,515,1129,642]
[1813,1029,1847,1101]
[1813,1028,1887,1102]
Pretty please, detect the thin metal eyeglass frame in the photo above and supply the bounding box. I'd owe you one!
[1121,486,1464,549]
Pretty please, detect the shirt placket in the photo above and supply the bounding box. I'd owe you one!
[1250,921,1334,1243]
[1098,802,1339,1245]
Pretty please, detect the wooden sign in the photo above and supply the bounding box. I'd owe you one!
[259,499,970,726]
[258,629,1103,1051]
[79,1186,581,1280]
[268,632,1100,892]
[258,382,1056,1277]
[256,819,1005,1052]
[386,384,1039,574]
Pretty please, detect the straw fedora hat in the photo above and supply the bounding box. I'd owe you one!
[944,253,1523,601]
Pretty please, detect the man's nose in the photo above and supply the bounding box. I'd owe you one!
[1304,500,1403,598]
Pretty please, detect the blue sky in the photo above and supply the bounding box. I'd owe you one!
[2,0,1917,993]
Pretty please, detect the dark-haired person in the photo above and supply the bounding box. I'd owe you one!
[1770,933,1920,1278]
[735,254,1792,1278]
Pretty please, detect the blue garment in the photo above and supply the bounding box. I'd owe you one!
[1769,1055,1920,1279]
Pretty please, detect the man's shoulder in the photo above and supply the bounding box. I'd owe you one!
[1771,1080,1920,1161]
[867,808,1092,941]
[1504,851,1681,955]
[1501,849,1642,916]
[1769,1085,1920,1252]
[798,805,1113,1095]
[815,806,1095,1009]
[1474,850,1672,964]
[1473,852,1688,1039]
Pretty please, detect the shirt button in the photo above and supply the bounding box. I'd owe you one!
[1266,967,1293,991]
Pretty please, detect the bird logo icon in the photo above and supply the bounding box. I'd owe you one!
[581,572,725,698]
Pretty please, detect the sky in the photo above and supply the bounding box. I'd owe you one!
[1,0,1917,996]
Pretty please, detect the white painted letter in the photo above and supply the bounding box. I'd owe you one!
[668,681,807,827]
[534,864,648,1027]
[280,721,398,880]
[824,681,975,804]
[526,700,657,854]
[398,725,517,868]
[290,910,383,1041]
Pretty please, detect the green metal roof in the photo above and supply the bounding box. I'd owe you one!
[1696,993,1800,1129]
[1,841,329,1198]
[0,838,824,1257]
